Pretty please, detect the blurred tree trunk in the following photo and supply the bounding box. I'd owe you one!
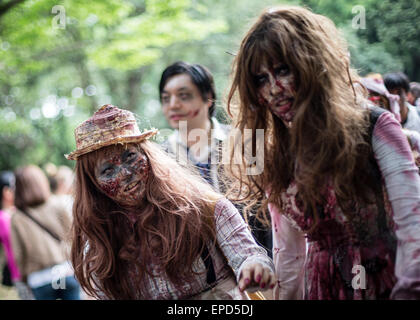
[0,0,26,18]
[411,55,420,82]
[101,69,121,105]
[125,68,145,111]
[75,57,99,113]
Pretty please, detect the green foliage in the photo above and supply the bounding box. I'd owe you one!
[301,0,419,78]
[0,0,228,170]
[356,0,420,79]
[343,27,404,76]
[300,0,358,24]
[0,0,418,171]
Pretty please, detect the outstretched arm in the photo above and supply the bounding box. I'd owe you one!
[372,111,420,299]
[214,198,276,292]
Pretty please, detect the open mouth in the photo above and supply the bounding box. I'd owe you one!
[276,98,293,106]
[277,100,291,106]
[273,99,293,112]
[170,113,189,120]
[124,180,141,192]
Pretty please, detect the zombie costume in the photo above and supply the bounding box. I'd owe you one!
[270,108,420,299]
[163,118,273,258]
[67,105,275,300]
[129,197,274,299]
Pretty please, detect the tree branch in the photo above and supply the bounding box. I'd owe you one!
[0,0,27,18]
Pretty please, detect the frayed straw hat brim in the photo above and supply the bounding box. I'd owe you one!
[65,129,158,160]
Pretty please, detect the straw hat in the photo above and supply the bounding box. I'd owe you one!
[65,104,158,160]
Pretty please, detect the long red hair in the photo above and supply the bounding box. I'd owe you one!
[71,141,220,299]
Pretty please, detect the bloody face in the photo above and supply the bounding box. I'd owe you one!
[160,73,211,130]
[94,145,150,207]
[255,63,296,122]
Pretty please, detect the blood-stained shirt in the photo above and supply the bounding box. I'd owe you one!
[269,111,420,299]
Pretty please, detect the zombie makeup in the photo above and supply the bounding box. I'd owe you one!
[255,63,296,122]
[368,94,381,105]
[95,145,150,207]
[167,108,200,122]
[161,73,211,130]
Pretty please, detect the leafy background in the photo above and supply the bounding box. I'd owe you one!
[1,0,419,170]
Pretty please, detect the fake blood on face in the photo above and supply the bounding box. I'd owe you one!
[100,179,120,197]
[256,64,296,123]
[95,146,150,207]
[161,73,211,130]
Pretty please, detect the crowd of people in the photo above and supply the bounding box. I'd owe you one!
[1,5,420,300]
[0,165,80,299]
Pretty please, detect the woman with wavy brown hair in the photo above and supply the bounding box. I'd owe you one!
[11,165,81,300]
[66,104,275,300]
[225,6,420,299]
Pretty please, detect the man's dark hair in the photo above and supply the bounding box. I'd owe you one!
[384,72,410,93]
[0,171,15,208]
[159,61,216,118]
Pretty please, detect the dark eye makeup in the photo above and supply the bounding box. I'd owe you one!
[254,63,291,87]
[101,165,114,176]
[254,74,268,86]
[273,64,290,76]
[122,150,138,162]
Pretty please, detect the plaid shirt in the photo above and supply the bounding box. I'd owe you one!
[127,198,273,299]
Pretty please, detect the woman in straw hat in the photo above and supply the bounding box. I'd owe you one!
[65,104,275,300]
[224,5,420,299]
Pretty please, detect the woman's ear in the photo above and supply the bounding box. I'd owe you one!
[204,94,213,118]
[203,93,213,109]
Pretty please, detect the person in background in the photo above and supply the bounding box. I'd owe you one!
[10,165,81,300]
[361,75,420,162]
[0,171,20,298]
[159,61,273,261]
[384,72,420,134]
[44,163,58,194]
[408,82,420,108]
[225,5,420,299]
[361,74,401,121]
[45,164,75,216]
[159,61,228,190]
[0,172,15,213]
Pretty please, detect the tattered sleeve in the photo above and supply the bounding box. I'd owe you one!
[214,198,275,284]
[372,111,420,299]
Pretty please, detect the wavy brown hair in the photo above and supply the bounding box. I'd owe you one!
[225,6,377,229]
[71,140,220,299]
[14,165,51,210]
